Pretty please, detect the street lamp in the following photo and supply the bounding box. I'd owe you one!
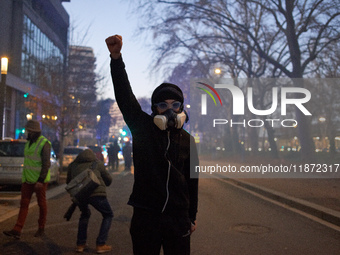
[319,117,326,123]
[214,68,222,75]
[96,115,101,145]
[1,57,8,74]
[318,117,327,150]
[0,57,8,140]
[26,113,33,121]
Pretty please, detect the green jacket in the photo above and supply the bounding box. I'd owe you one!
[66,149,112,197]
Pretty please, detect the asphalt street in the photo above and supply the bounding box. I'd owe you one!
[0,170,340,254]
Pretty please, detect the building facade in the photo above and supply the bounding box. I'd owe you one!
[67,45,97,146]
[0,0,69,139]
[109,101,127,140]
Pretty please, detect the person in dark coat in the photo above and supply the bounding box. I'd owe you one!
[106,34,199,255]
[52,138,60,158]
[122,140,132,171]
[108,140,120,171]
[67,149,113,253]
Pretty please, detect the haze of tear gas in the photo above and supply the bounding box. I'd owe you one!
[63,0,163,100]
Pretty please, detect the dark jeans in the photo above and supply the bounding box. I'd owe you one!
[77,196,113,245]
[109,156,119,171]
[124,158,132,171]
[130,208,191,255]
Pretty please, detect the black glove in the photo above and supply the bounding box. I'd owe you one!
[63,203,77,221]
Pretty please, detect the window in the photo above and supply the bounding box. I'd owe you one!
[21,15,64,89]
[0,141,25,157]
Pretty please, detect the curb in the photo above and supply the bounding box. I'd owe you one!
[227,178,340,228]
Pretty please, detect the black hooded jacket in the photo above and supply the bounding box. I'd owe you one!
[110,56,199,222]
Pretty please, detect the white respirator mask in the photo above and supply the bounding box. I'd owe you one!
[153,109,188,131]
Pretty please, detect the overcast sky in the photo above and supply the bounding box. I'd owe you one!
[62,0,161,100]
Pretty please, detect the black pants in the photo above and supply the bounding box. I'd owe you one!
[130,208,191,255]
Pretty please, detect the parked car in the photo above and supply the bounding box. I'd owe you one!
[62,146,89,169]
[0,139,60,186]
[88,145,104,162]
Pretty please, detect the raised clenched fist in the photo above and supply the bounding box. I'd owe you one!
[105,35,123,59]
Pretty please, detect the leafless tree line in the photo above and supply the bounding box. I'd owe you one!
[131,0,340,161]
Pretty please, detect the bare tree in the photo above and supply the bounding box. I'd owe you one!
[133,0,340,161]
[311,42,340,154]
[32,52,81,166]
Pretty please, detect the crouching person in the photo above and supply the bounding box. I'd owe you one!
[67,149,113,253]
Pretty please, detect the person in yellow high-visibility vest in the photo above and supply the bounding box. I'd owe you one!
[3,120,51,239]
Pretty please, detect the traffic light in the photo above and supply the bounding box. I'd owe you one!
[23,93,29,98]
[120,126,130,139]
[15,128,25,138]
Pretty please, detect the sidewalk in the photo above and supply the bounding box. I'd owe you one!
[0,183,67,223]
[227,178,340,228]
[199,159,340,228]
[239,178,340,212]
